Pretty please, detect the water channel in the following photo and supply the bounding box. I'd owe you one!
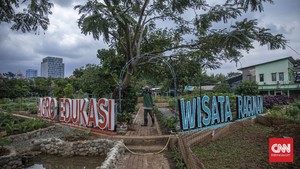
[26,155,106,169]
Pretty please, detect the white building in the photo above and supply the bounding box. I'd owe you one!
[41,56,64,78]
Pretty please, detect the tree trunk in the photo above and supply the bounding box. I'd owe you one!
[112,66,133,100]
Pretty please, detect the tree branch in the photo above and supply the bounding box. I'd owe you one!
[131,0,149,48]
[144,43,200,56]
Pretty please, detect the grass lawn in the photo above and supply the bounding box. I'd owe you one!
[193,123,299,169]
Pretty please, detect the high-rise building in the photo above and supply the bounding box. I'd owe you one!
[15,70,24,79]
[41,56,64,78]
[26,69,38,79]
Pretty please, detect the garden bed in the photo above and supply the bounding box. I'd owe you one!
[193,120,299,168]
[0,112,50,137]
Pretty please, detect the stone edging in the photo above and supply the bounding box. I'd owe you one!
[99,140,125,169]
[0,146,22,169]
[32,138,125,169]
[5,126,56,143]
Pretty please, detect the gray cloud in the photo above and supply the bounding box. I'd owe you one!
[51,0,75,7]
[211,0,300,75]
[0,0,107,77]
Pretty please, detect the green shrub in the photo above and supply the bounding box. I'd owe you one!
[293,101,300,110]
[154,107,178,131]
[164,116,177,129]
[122,86,137,113]
[122,112,133,124]
[0,113,13,128]
[168,98,176,109]
[172,150,187,169]
[4,121,15,135]
[28,106,38,114]
[269,105,300,121]
[0,98,10,104]
[1,114,49,135]
[286,106,299,120]
[235,80,259,95]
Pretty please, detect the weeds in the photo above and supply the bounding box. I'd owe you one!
[172,150,187,169]
[154,107,178,133]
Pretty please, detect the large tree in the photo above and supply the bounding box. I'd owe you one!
[0,0,53,33]
[75,0,286,96]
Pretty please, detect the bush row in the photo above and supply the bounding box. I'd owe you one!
[0,102,38,114]
[263,95,295,109]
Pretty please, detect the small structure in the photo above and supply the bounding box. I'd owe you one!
[150,87,161,97]
[227,75,242,91]
[238,56,300,97]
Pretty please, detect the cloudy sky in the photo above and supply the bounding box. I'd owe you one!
[0,0,299,77]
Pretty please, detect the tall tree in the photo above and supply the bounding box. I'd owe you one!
[75,0,286,96]
[0,0,53,33]
[76,64,115,98]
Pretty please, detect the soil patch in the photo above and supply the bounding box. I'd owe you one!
[193,123,299,169]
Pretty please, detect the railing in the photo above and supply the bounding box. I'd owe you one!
[258,83,299,90]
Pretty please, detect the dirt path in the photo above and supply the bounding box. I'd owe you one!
[116,106,175,169]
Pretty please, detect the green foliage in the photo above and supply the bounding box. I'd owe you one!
[168,98,177,109]
[164,116,178,129]
[75,64,115,98]
[0,76,53,99]
[293,101,300,110]
[0,98,10,104]
[73,89,85,99]
[122,112,133,124]
[0,0,54,33]
[235,80,258,95]
[0,113,13,129]
[0,78,30,99]
[213,83,231,93]
[122,85,138,114]
[33,77,52,96]
[193,124,274,168]
[63,83,75,98]
[75,0,286,108]
[52,78,68,98]
[269,105,300,122]
[0,112,49,135]
[172,150,187,169]
[0,138,10,148]
[154,108,178,131]
[4,120,15,135]
[286,106,299,120]
[28,106,38,114]
[0,100,37,113]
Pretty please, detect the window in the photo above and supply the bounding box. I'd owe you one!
[272,73,277,81]
[259,74,264,82]
[247,75,252,81]
[279,72,284,81]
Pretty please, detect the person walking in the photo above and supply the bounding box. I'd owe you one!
[141,86,155,127]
